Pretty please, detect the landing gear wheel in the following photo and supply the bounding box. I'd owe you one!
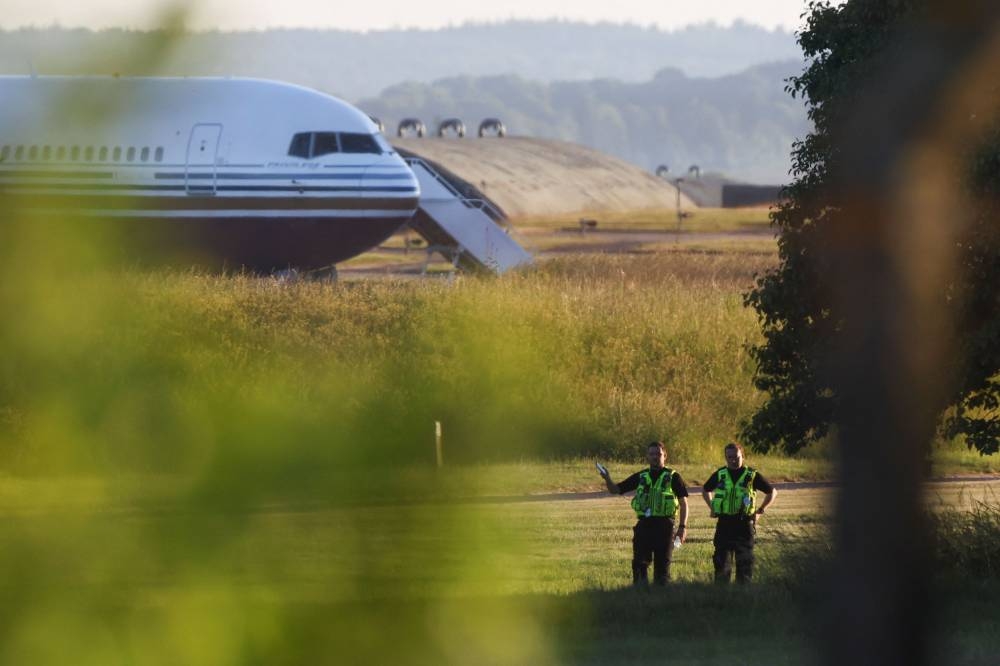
[309,265,339,283]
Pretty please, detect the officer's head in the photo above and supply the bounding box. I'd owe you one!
[646,441,666,469]
[724,442,744,469]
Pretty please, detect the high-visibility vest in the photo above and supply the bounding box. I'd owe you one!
[631,467,678,518]
[710,467,757,516]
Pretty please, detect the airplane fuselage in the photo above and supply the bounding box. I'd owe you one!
[0,76,420,270]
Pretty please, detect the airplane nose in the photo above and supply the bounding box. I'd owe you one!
[360,155,420,219]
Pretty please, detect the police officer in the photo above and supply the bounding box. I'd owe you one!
[701,441,776,583]
[598,441,689,586]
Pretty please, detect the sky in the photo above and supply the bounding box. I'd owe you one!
[1,0,829,32]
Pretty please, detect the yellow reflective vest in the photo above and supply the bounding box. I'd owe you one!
[710,467,757,517]
[631,467,678,518]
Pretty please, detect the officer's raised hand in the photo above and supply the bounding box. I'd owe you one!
[597,462,620,494]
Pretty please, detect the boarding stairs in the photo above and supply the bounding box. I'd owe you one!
[404,157,533,274]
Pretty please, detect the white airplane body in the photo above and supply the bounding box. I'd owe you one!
[0,76,420,270]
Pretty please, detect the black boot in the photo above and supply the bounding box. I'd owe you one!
[632,561,649,588]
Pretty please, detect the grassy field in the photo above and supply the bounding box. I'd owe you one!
[0,230,993,477]
[0,244,785,474]
[0,220,998,663]
[0,474,996,665]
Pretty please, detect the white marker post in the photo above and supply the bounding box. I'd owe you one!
[435,420,443,467]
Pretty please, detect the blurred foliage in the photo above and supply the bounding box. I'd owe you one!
[0,59,555,659]
[0,214,561,663]
[742,0,1000,456]
[942,125,1000,454]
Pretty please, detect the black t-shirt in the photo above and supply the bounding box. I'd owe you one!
[702,466,773,494]
[618,467,690,498]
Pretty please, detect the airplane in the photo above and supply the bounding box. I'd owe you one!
[0,76,420,272]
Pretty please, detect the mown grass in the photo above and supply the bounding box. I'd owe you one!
[0,475,996,664]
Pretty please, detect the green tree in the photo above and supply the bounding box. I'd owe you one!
[743,0,1000,455]
[943,126,1000,454]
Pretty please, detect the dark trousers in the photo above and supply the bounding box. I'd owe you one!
[632,517,675,585]
[712,517,755,583]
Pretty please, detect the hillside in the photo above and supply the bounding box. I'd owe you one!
[367,62,808,184]
[395,137,696,219]
[0,21,800,101]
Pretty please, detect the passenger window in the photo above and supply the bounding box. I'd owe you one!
[340,133,381,154]
[42,146,52,160]
[113,147,122,161]
[154,147,164,162]
[140,147,149,162]
[99,147,108,161]
[15,146,24,160]
[70,146,80,161]
[288,133,311,159]
[29,145,38,160]
[56,146,66,160]
[312,132,339,157]
[0,146,8,161]
[84,146,94,161]
[126,147,135,162]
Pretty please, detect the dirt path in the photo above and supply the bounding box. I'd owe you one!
[526,227,775,254]
[461,476,1000,510]
[338,227,777,277]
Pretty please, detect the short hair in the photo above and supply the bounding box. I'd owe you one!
[647,441,666,456]
[724,442,745,455]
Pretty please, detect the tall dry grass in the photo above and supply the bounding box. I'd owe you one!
[0,250,775,474]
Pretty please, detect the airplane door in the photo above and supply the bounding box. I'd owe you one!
[185,123,222,195]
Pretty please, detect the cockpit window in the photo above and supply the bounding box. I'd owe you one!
[288,133,312,159]
[288,132,382,158]
[340,133,381,154]
[312,133,340,157]
[373,133,395,155]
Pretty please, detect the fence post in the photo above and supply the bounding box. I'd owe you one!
[435,421,443,467]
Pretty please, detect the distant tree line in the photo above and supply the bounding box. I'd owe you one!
[0,24,809,183]
[0,21,799,100]
[361,62,808,184]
